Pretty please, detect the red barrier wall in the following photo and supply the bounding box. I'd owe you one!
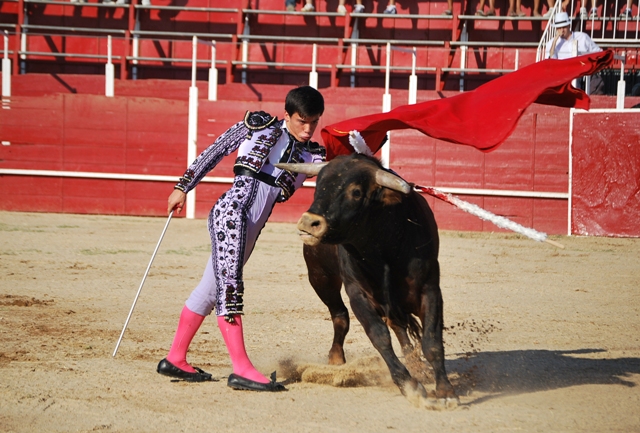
[571,110,640,237]
[0,90,568,234]
[1,87,638,236]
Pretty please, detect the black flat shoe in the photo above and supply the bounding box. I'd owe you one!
[227,371,287,392]
[157,358,214,382]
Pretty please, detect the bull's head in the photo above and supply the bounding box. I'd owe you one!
[276,154,412,246]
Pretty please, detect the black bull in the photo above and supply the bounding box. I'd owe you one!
[277,154,458,408]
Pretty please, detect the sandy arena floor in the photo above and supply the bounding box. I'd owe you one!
[0,211,639,432]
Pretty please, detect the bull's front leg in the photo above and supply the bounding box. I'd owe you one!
[421,288,458,407]
[304,244,349,365]
[344,282,427,406]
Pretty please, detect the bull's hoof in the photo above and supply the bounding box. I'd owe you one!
[440,396,460,409]
[421,396,459,411]
[328,355,346,365]
[328,346,346,365]
[401,380,428,408]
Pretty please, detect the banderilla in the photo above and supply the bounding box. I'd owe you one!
[112,211,174,357]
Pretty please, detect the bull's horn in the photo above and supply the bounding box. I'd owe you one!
[375,169,412,195]
[275,162,328,176]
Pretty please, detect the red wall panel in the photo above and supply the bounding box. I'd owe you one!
[0,143,64,166]
[64,127,128,148]
[434,145,485,187]
[63,146,127,172]
[63,95,128,133]
[2,175,63,213]
[4,175,63,196]
[125,146,186,175]
[571,111,640,237]
[5,193,64,213]
[533,198,568,235]
[124,181,171,216]
[61,178,126,214]
[0,95,64,145]
[433,195,485,231]
[484,196,534,230]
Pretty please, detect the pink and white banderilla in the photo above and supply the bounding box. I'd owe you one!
[348,131,565,249]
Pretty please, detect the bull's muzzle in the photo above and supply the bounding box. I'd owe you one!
[296,212,327,246]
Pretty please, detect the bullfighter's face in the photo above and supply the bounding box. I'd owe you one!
[284,111,321,143]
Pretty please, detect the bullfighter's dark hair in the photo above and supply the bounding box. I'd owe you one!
[285,86,324,119]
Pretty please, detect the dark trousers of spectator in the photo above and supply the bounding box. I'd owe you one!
[579,75,605,95]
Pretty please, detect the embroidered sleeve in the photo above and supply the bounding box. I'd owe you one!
[244,110,276,131]
[174,120,249,193]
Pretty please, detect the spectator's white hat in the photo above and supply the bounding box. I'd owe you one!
[553,12,571,27]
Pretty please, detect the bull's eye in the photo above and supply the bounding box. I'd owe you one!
[351,188,362,200]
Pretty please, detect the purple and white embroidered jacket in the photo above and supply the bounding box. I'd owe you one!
[176,111,325,319]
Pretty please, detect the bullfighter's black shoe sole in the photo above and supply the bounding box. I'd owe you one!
[227,372,287,392]
[157,358,214,382]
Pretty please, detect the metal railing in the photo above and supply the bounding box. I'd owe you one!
[7,2,633,90]
[536,1,564,61]
[24,0,128,8]
[343,38,446,46]
[537,0,639,60]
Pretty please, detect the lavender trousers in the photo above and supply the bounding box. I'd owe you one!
[185,175,281,318]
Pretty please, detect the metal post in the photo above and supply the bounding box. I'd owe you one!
[309,43,318,89]
[132,17,140,80]
[381,42,391,168]
[616,52,626,110]
[571,40,579,88]
[408,46,417,104]
[568,108,574,236]
[241,15,249,85]
[105,35,114,97]
[349,17,359,88]
[208,40,218,101]
[187,36,198,219]
[350,42,357,88]
[459,22,468,92]
[2,31,10,98]
[19,20,26,74]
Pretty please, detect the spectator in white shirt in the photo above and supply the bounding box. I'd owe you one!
[546,12,602,59]
[546,12,604,94]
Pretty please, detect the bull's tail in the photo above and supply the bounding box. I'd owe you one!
[383,265,423,344]
[406,314,423,342]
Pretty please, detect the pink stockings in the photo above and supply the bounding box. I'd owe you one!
[218,315,269,384]
[166,306,205,373]
[166,305,269,383]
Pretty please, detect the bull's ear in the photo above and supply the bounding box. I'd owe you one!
[379,188,405,206]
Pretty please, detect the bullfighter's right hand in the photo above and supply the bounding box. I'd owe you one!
[168,189,187,215]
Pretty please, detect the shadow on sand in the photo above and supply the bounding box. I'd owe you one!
[447,348,640,405]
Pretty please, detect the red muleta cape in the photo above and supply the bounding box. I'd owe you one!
[320,50,614,160]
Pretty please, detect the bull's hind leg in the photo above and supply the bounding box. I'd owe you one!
[303,244,349,365]
[421,288,458,406]
[344,283,427,406]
